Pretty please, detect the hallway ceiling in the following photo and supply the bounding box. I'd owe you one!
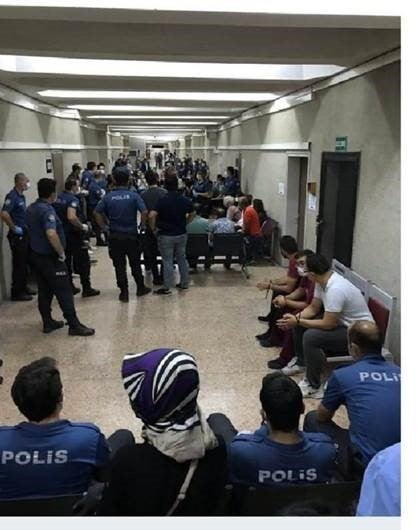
[0,5,400,138]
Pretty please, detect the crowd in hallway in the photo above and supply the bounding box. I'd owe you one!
[0,151,400,517]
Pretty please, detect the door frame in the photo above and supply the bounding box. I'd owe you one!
[317,151,361,262]
[286,153,309,248]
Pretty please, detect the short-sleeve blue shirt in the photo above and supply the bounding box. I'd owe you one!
[154,192,194,236]
[95,187,147,235]
[322,355,401,465]
[228,425,337,487]
[0,420,110,500]
[2,188,27,230]
[26,199,66,255]
[88,179,104,207]
[81,169,94,189]
[53,191,82,234]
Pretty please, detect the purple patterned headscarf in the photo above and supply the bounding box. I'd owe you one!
[122,348,200,430]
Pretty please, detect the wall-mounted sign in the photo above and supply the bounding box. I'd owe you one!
[46,157,52,174]
[278,182,285,195]
[335,136,348,152]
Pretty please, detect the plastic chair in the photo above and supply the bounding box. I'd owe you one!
[367,283,397,361]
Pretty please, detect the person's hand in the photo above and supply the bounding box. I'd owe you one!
[58,253,66,262]
[13,226,23,236]
[256,280,270,290]
[82,223,89,232]
[273,295,287,308]
[277,313,298,330]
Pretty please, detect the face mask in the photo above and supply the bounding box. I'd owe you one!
[25,181,31,190]
[297,266,308,277]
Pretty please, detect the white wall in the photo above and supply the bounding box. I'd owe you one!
[216,61,400,358]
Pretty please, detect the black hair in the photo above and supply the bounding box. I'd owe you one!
[11,357,63,422]
[98,162,105,168]
[144,170,158,186]
[112,168,130,186]
[253,198,266,214]
[226,166,235,176]
[348,322,384,355]
[38,178,56,199]
[87,161,97,171]
[165,174,178,191]
[259,373,303,432]
[306,254,330,275]
[296,249,315,259]
[279,235,298,255]
[65,177,79,191]
[72,163,81,172]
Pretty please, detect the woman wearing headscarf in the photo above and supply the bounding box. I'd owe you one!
[98,348,227,516]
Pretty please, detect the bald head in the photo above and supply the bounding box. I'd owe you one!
[348,321,383,357]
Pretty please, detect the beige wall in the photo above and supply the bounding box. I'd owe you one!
[0,100,114,301]
[217,61,400,358]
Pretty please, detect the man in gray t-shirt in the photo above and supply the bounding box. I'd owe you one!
[277,254,373,399]
[140,171,167,285]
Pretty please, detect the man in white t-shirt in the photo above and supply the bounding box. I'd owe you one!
[277,254,373,399]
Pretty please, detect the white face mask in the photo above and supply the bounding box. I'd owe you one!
[297,265,308,277]
[25,181,31,190]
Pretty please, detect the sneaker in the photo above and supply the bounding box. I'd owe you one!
[154,288,172,295]
[119,290,129,303]
[258,315,270,322]
[11,293,33,302]
[255,331,270,340]
[43,319,64,334]
[136,286,152,297]
[82,288,101,298]
[298,377,310,389]
[176,283,188,290]
[68,323,95,337]
[281,357,305,376]
[267,358,288,370]
[300,384,324,399]
[259,337,277,348]
[25,286,37,296]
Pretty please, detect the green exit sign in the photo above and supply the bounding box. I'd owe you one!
[335,136,348,152]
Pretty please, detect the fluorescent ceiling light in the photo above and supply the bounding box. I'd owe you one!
[0,55,344,81]
[70,105,245,111]
[105,120,218,125]
[39,90,279,102]
[87,115,230,119]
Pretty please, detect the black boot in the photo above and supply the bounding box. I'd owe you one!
[43,319,65,334]
[119,289,129,303]
[68,319,95,336]
[82,287,101,298]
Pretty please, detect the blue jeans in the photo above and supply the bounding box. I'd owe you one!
[158,234,189,289]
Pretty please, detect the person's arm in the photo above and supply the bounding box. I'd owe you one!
[67,206,87,232]
[316,373,344,423]
[136,195,148,226]
[0,210,16,231]
[298,311,340,331]
[46,229,65,259]
[149,210,158,233]
[277,297,323,329]
[94,198,107,229]
[186,210,196,224]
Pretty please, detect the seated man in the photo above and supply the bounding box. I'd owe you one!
[227,373,337,488]
[357,442,400,516]
[238,196,261,263]
[278,254,374,398]
[186,205,209,270]
[208,207,236,269]
[0,357,110,500]
[256,235,300,346]
[304,321,401,473]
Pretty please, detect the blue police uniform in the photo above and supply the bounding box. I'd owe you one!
[321,355,401,465]
[53,192,94,293]
[1,188,30,297]
[87,179,106,245]
[223,176,240,196]
[81,169,94,189]
[26,199,79,328]
[0,420,110,500]
[95,188,148,297]
[228,424,337,487]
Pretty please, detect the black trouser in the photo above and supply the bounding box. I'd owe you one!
[142,229,161,280]
[29,251,78,327]
[87,204,103,245]
[65,233,92,291]
[108,233,144,292]
[207,413,238,445]
[7,231,29,296]
[303,410,365,480]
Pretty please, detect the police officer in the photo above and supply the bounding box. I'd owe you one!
[88,170,107,246]
[81,161,97,190]
[53,177,100,298]
[94,167,151,303]
[26,178,95,336]
[0,173,36,301]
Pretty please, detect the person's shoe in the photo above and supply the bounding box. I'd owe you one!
[43,319,64,334]
[68,322,95,337]
[82,287,101,297]
[72,285,81,295]
[224,263,231,270]
[176,283,188,290]
[255,331,270,340]
[281,357,305,376]
[267,358,288,370]
[25,286,37,296]
[154,288,172,295]
[259,337,276,348]
[153,276,164,286]
[11,293,33,301]
[119,290,129,303]
[136,286,152,297]
[300,383,324,399]
[258,315,270,322]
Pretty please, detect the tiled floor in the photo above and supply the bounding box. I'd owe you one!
[0,248,347,437]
